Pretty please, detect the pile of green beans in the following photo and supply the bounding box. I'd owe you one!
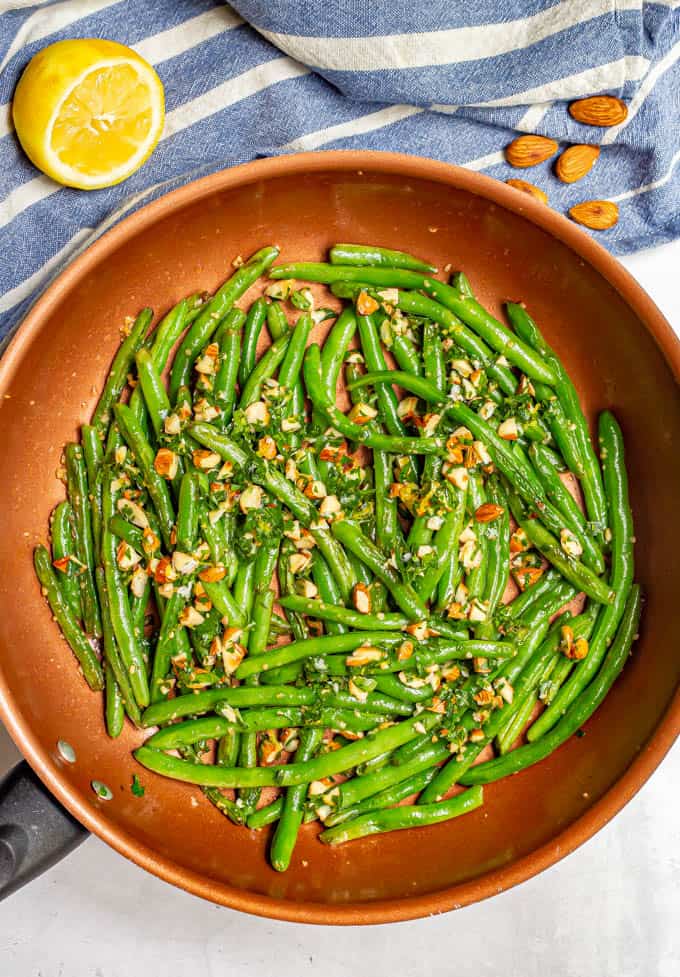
[35,241,640,873]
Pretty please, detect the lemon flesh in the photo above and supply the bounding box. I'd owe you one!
[13,39,165,190]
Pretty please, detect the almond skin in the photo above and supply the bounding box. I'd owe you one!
[569,200,619,230]
[505,135,558,168]
[474,502,506,523]
[555,144,600,184]
[505,178,548,203]
[568,95,627,127]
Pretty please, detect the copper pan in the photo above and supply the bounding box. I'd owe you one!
[0,151,678,923]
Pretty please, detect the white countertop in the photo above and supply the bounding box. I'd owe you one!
[1,241,679,977]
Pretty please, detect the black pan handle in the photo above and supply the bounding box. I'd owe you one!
[0,761,87,899]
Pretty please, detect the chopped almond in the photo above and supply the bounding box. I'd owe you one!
[164,412,181,436]
[198,565,227,583]
[257,435,277,460]
[397,640,414,662]
[154,448,179,480]
[116,540,141,571]
[172,551,198,575]
[319,494,342,518]
[445,466,469,491]
[356,290,380,315]
[288,551,312,574]
[239,484,263,513]
[510,527,530,553]
[475,502,505,523]
[192,449,221,471]
[352,583,372,615]
[116,498,149,528]
[346,646,383,666]
[244,401,270,426]
[179,606,205,629]
[319,441,347,462]
[497,417,520,440]
[348,402,378,425]
[130,566,148,598]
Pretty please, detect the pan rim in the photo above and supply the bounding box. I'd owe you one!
[0,149,678,924]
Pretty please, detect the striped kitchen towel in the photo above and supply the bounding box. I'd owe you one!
[0,0,678,343]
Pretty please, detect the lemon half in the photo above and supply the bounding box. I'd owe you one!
[13,38,165,190]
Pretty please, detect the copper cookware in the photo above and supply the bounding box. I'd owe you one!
[0,152,678,923]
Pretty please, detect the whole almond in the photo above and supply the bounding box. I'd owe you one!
[568,95,627,127]
[569,200,619,230]
[505,178,548,203]
[556,144,600,183]
[505,134,558,168]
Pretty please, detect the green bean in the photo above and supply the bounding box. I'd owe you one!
[190,422,355,602]
[91,307,152,433]
[332,519,428,621]
[202,578,246,628]
[503,568,560,621]
[391,332,423,375]
[95,567,142,725]
[150,584,194,702]
[310,551,347,635]
[347,369,443,405]
[278,595,407,631]
[529,442,605,573]
[324,767,438,827]
[356,314,410,440]
[395,291,518,395]
[507,303,607,535]
[237,332,290,408]
[213,308,245,429]
[329,244,436,273]
[135,348,170,438]
[445,402,544,499]
[217,728,241,767]
[50,501,82,621]
[529,411,633,739]
[134,746,280,787]
[146,710,306,749]
[418,580,575,803]
[461,586,641,784]
[271,727,324,872]
[175,473,199,552]
[422,320,446,394]
[142,685,316,727]
[278,311,312,391]
[509,492,613,604]
[64,444,101,637]
[247,799,284,830]
[276,711,441,787]
[495,690,535,755]
[34,545,104,691]
[80,424,104,557]
[319,786,483,845]
[373,674,435,703]
[304,346,444,456]
[450,271,474,298]
[105,664,125,738]
[169,246,279,402]
[113,403,175,548]
[320,307,356,402]
[236,630,403,680]
[270,262,426,288]
[330,739,450,810]
[239,297,268,388]
[233,560,256,643]
[420,280,556,385]
[476,476,510,629]
[266,299,289,340]
[434,483,468,612]
[322,689,413,717]
[465,472,488,607]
